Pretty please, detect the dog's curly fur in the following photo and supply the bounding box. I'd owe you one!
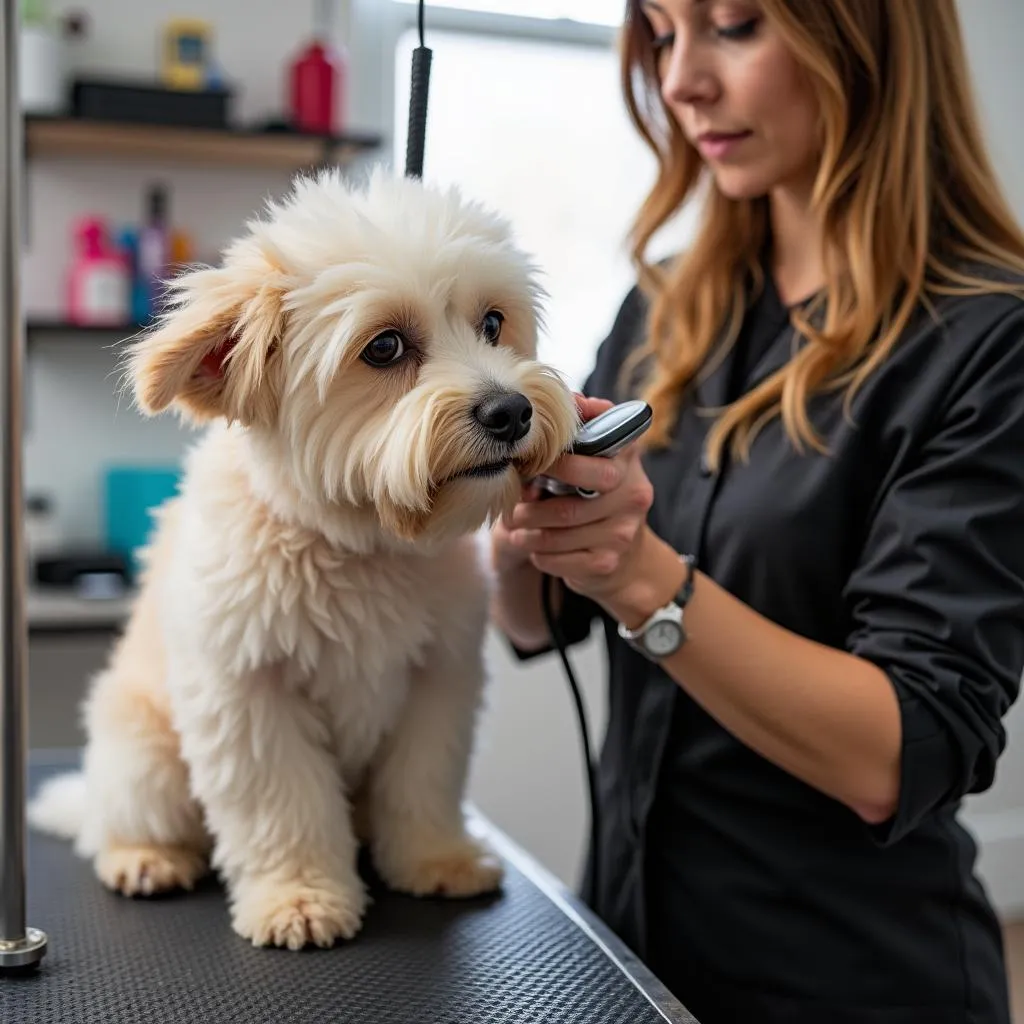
[28,167,578,950]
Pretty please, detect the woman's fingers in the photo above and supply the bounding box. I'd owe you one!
[508,516,640,557]
[509,491,611,530]
[530,550,621,581]
[549,452,626,495]
[576,395,615,421]
[511,464,652,532]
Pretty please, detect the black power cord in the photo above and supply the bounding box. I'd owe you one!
[541,572,601,904]
[402,0,600,901]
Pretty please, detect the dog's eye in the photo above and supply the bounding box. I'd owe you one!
[481,310,504,346]
[362,331,406,367]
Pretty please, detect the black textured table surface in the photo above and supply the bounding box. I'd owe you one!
[5,751,697,1023]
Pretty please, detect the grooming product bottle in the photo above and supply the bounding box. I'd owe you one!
[138,183,170,318]
[116,227,150,326]
[66,216,130,326]
[288,0,345,134]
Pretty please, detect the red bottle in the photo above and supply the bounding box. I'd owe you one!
[289,38,345,135]
[289,0,344,134]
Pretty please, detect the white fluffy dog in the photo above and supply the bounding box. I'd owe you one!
[28,168,578,950]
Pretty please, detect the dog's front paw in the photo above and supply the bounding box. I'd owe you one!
[96,843,208,896]
[231,876,368,950]
[376,834,504,899]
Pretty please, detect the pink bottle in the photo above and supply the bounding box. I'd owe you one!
[67,217,130,326]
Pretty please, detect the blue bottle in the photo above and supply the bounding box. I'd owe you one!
[115,227,150,326]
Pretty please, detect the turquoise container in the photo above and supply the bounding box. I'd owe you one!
[104,465,183,580]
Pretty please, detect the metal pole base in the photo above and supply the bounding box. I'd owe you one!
[0,927,47,971]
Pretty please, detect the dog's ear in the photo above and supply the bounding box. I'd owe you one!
[127,255,287,428]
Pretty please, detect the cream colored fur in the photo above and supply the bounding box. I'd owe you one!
[27,167,578,950]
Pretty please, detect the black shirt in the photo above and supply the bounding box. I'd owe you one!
[512,270,1024,1023]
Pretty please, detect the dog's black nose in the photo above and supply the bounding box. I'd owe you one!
[473,392,533,444]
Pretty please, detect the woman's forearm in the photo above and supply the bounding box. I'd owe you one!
[600,528,903,824]
[489,560,558,654]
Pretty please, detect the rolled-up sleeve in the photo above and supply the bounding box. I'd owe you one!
[843,310,1024,846]
[506,579,598,662]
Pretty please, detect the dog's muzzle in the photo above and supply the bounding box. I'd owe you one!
[441,390,533,484]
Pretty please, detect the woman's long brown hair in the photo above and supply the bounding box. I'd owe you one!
[621,0,1024,469]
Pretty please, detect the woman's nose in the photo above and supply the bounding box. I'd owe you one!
[660,37,720,108]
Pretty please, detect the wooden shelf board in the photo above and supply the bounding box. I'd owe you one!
[27,320,146,333]
[26,321,146,344]
[25,116,381,170]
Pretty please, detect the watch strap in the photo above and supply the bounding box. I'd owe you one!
[675,553,697,607]
[618,554,697,651]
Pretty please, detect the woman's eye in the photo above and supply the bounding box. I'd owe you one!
[652,31,674,53]
[361,331,407,366]
[481,310,504,345]
[716,17,759,41]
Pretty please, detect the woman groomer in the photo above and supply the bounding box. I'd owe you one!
[490,1,1024,1021]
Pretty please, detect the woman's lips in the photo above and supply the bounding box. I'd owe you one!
[697,131,753,159]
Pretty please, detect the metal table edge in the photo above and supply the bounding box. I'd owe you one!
[469,811,698,1024]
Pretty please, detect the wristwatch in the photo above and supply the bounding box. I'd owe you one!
[617,554,696,661]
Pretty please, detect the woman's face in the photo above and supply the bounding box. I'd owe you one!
[640,0,822,201]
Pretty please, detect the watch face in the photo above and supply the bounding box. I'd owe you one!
[645,621,682,657]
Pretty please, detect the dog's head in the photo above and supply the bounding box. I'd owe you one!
[126,168,579,543]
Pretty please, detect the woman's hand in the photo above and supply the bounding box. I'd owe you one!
[491,395,613,576]
[500,395,657,605]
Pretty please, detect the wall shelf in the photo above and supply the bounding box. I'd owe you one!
[28,320,145,332]
[25,115,382,171]
[26,320,146,341]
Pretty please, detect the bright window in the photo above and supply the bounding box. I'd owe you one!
[393,0,627,27]
[392,26,697,388]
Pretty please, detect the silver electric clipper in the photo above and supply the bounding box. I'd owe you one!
[533,399,653,500]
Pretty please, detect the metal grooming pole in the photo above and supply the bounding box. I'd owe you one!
[0,0,47,971]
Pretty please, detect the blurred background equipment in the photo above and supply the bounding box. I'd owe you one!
[18,0,65,114]
[160,17,216,91]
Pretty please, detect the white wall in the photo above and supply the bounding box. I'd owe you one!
[956,0,1024,217]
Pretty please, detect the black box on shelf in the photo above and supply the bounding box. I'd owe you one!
[34,550,131,588]
[70,76,234,130]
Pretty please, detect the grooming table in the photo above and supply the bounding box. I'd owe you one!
[4,751,698,1023]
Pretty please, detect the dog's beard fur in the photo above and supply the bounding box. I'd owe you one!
[124,166,578,547]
